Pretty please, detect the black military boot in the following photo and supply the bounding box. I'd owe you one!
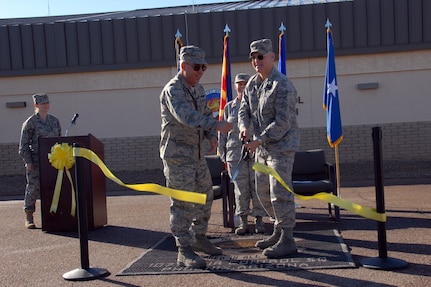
[254,216,265,234]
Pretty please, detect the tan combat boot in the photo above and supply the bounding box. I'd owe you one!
[254,216,265,234]
[25,211,36,229]
[193,234,222,255]
[235,215,248,235]
[255,224,281,249]
[262,228,297,258]
[177,245,207,269]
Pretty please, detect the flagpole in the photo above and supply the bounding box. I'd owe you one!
[324,19,343,201]
[328,20,342,199]
[335,144,341,198]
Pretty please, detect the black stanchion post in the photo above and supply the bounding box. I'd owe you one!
[62,143,110,281]
[373,127,388,259]
[360,127,408,270]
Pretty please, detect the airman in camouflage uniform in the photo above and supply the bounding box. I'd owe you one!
[160,45,233,269]
[18,93,61,229]
[238,39,300,259]
[219,73,267,235]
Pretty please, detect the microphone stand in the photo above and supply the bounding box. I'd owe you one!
[65,114,79,136]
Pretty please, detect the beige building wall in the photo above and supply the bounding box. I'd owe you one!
[1,50,430,176]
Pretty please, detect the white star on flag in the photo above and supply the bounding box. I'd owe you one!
[327,79,338,97]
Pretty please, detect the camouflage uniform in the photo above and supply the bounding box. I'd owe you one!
[238,66,300,230]
[19,112,61,212]
[219,98,266,218]
[160,72,219,247]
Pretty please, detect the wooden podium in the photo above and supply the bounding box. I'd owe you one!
[39,134,107,232]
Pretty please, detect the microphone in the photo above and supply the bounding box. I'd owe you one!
[71,113,79,124]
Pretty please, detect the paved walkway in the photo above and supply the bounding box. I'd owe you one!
[1,179,430,286]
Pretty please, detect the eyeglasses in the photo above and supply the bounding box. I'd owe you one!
[187,63,207,71]
[251,54,264,61]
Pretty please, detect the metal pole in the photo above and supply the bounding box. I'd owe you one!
[360,127,408,270]
[75,144,90,269]
[62,143,109,281]
[372,127,388,258]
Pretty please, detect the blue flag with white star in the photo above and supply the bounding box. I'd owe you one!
[323,25,343,147]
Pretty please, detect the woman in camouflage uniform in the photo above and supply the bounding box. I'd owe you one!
[19,94,61,229]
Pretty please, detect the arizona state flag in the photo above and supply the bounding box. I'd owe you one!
[323,21,343,147]
[219,33,232,121]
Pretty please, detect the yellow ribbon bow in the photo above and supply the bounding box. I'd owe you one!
[48,143,76,216]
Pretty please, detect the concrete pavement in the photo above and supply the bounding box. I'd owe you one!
[0,181,430,287]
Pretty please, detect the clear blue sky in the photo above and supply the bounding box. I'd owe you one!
[0,0,240,19]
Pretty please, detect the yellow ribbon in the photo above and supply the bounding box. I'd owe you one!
[253,162,386,222]
[48,143,76,217]
[73,147,207,205]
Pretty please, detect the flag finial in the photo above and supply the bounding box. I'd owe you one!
[175,29,182,39]
[224,24,231,35]
[325,19,332,30]
[279,22,286,33]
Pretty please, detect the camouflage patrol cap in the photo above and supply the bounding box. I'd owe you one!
[33,93,49,105]
[234,73,250,83]
[249,39,273,57]
[180,45,207,65]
